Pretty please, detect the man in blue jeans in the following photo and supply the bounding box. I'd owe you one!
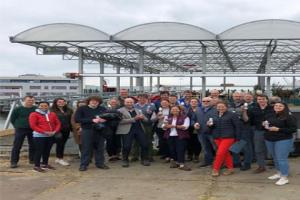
[192,97,217,167]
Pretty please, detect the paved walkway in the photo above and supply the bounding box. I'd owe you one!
[0,156,300,200]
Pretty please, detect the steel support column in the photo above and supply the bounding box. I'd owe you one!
[137,50,144,91]
[149,72,153,92]
[78,48,84,95]
[190,71,193,90]
[265,46,272,97]
[116,65,120,93]
[201,46,207,98]
[99,61,104,94]
[130,67,133,92]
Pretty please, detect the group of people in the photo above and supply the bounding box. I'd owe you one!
[9,88,297,186]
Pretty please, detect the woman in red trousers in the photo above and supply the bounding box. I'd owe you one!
[208,102,240,176]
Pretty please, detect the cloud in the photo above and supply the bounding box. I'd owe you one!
[0,0,299,88]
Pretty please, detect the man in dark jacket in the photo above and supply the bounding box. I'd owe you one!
[242,94,274,173]
[10,96,36,168]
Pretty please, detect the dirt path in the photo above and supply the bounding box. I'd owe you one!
[1,157,300,200]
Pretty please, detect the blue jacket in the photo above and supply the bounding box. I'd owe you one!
[191,106,218,135]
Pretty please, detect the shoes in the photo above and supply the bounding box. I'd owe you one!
[96,164,110,170]
[240,164,251,171]
[170,160,179,168]
[198,162,211,168]
[55,159,70,166]
[122,160,129,168]
[10,163,18,168]
[178,165,192,171]
[79,166,87,171]
[141,160,151,166]
[33,166,46,173]
[275,177,289,186]
[268,173,281,180]
[253,167,266,174]
[211,170,220,177]
[223,169,234,176]
[41,164,56,170]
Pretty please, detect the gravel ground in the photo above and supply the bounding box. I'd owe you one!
[0,155,300,200]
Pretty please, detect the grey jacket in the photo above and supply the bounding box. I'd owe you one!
[116,107,146,135]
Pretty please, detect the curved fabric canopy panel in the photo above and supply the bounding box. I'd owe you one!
[11,23,110,42]
[113,22,216,41]
[219,19,300,40]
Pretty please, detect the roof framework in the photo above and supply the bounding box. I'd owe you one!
[10,20,300,74]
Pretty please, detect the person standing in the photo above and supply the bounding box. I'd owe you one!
[264,102,297,186]
[116,98,151,168]
[163,106,191,171]
[243,94,274,173]
[75,96,109,171]
[71,100,86,157]
[208,102,240,176]
[186,98,202,162]
[51,98,73,166]
[192,97,217,167]
[10,96,36,168]
[29,101,61,172]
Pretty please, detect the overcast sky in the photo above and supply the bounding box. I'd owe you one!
[0,0,300,87]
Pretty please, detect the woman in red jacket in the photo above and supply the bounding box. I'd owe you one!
[29,101,61,172]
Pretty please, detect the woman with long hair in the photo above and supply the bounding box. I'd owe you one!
[71,100,86,157]
[264,102,297,186]
[51,98,73,166]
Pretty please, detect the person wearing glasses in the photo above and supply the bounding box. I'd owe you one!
[192,97,217,167]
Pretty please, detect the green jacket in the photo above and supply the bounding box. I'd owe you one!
[10,106,37,129]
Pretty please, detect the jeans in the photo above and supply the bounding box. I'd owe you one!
[132,124,154,159]
[121,127,149,161]
[168,136,187,164]
[11,128,35,164]
[253,130,267,168]
[81,129,105,167]
[33,137,54,167]
[265,139,293,176]
[232,128,254,167]
[55,129,70,159]
[198,133,216,165]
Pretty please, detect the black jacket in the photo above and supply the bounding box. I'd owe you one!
[247,105,274,130]
[265,113,297,141]
[74,105,107,129]
[210,111,241,139]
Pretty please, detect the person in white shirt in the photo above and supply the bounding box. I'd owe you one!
[163,106,191,171]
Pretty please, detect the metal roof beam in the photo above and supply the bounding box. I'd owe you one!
[116,41,188,72]
[256,40,277,73]
[216,39,236,72]
[282,55,300,71]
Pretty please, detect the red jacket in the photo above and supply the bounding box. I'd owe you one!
[29,111,61,135]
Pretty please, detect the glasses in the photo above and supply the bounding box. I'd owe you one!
[202,101,210,102]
